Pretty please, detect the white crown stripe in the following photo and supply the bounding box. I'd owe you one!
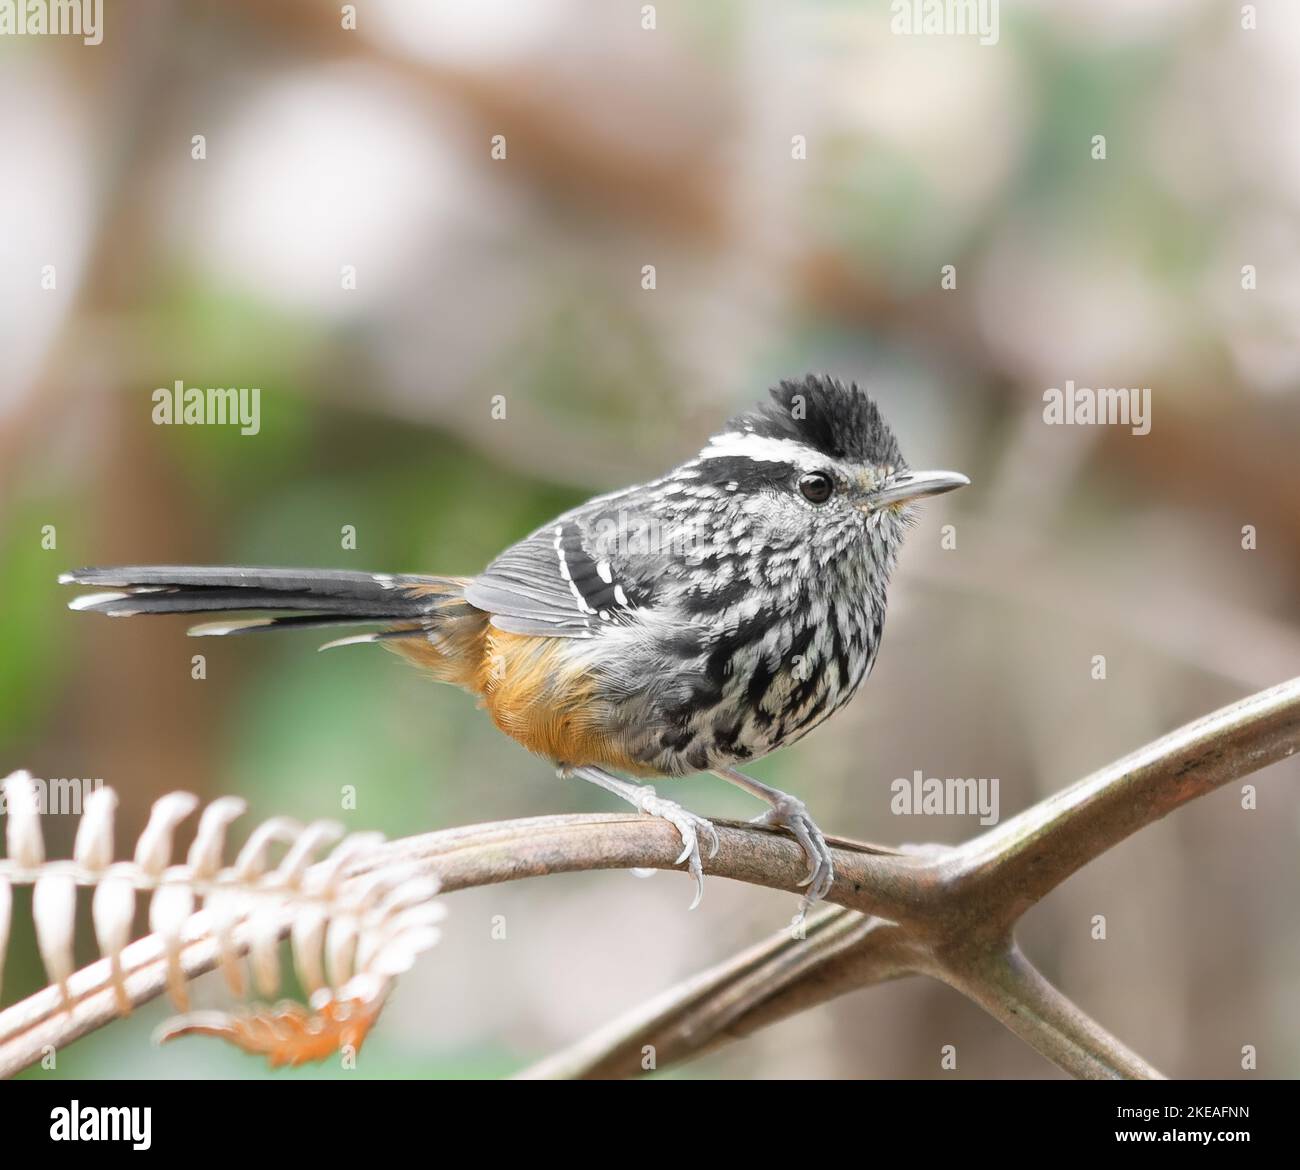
[698,432,823,468]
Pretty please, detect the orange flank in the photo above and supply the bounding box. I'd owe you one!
[390,603,648,775]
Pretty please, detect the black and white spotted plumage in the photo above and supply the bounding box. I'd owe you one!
[462,374,918,774]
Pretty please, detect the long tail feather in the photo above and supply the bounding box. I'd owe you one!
[59,565,465,642]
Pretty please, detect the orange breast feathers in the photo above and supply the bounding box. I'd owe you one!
[477,629,646,772]
[392,615,645,774]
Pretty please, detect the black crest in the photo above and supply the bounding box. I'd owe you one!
[729,375,905,467]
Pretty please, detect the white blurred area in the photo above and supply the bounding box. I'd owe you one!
[366,0,572,67]
[186,65,474,317]
[0,58,94,414]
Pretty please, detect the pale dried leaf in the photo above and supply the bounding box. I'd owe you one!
[377,876,442,916]
[325,915,359,989]
[32,873,77,1003]
[1,776,445,1071]
[289,906,328,996]
[133,792,199,876]
[354,902,436,973]
[72,786,118,872]
[275,821,344,887]
[148,879,195,938]
[332,972,387,1007]
[369,928,443,977]
[249,908,284,998]
[232,817,301,880]
[91,870,136,1015]
[336,870,393,915]
[386,902,449,933]
[305,831,385,892]
[150,880,197,1010]
[186,796,247,878]
[3,771,44,868]
[205,889,247,998]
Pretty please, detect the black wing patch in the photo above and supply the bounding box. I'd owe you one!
[465,520,647,638]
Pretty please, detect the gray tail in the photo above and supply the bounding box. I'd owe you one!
[59,565,462,648]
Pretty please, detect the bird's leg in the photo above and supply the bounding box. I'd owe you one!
[562,765,720,910]
[712,765,835,919]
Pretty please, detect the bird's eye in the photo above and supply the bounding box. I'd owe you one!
[798,471,834,504]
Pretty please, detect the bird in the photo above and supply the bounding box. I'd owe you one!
[61,374,968,919]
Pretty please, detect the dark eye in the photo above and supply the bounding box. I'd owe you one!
[798,471,834,504]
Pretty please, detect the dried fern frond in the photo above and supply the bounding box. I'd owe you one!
[0,770,443,1067]
[154,982,390,1068]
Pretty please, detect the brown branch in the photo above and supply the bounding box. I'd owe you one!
[1,678,1296,1079]
[937,675,1300,938]
[520,676,1300,1078]
[929,941,1160,1080]
[0,818,910,1078]
[519,907,913,1080]
[346,813,920,917]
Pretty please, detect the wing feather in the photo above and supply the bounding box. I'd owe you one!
[465,516,651,638]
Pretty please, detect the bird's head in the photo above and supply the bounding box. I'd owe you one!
[689,374,968,568]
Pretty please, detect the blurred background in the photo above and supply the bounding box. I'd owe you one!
[2,0,1299,1079]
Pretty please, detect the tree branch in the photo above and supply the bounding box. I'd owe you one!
[1,677,1296,1079]
[520,676,1299,1078]
[0,818,911,1077]
[929,941,1161,1080]
[347,812,922,918]
[520,907,912,1080]
[938,676,1300,938]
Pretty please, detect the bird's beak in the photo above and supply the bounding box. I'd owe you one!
[864,469,970,510]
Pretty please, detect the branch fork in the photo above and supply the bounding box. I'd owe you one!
[1,677,1297,1079]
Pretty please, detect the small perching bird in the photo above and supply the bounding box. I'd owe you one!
[62,375,968,919]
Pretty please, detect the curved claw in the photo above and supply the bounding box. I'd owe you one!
[753,795,835,920]
[632,789,716,911]
[703,820,721,859]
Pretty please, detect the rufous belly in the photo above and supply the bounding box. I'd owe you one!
[393,620,651,775]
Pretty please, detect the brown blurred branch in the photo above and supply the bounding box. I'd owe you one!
[519,675,1300,1079]
[518,907,914,1080]
[2,677,1296,1079]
